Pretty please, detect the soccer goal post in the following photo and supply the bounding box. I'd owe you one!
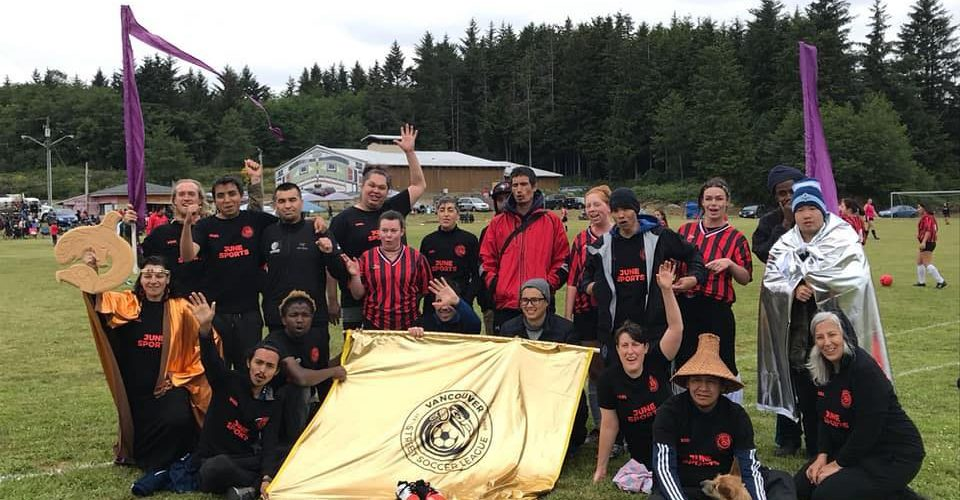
[890,191,960,210]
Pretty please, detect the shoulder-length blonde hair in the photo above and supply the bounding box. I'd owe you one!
[806,311,855,386]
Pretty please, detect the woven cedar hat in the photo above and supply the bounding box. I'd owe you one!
[671,334,743,393]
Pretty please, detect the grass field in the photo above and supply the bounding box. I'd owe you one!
[0,213,957,499]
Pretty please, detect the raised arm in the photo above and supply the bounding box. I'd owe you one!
[188,292,227,388]
[341,254,365,300]
[656,261,683,361]
[394,124,426,204]
[179,206,201,264]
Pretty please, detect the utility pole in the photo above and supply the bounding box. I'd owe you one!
[21,117,74,207]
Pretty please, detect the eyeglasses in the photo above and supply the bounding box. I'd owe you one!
[141,271,170,279]
[519,297,546,306]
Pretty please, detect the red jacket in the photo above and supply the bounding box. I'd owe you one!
[480,192,569,310]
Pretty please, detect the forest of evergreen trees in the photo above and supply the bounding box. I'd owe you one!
[0,0,957,201]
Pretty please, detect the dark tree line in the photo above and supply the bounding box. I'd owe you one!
[0,0,957,201]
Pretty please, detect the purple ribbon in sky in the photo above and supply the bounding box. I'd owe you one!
[799,42,839,215]
[121,5,282,221]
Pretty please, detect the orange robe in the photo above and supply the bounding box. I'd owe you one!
[82,291,217,463]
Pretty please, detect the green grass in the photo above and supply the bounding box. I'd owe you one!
[0,214,957,499]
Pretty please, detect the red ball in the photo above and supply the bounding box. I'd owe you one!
[880,274,893,287]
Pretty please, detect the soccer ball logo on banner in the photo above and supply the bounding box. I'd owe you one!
[401,390,493,473]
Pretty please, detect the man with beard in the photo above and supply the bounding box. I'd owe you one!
[264,291,347,440]
[328,124,426,332]
[480,167,569,333]
[141,179,207,297]
[419,196,480,319]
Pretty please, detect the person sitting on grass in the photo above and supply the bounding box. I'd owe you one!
[592,261,682,491]
[81,252,212,488]
[651,334,794,500]
[187,292,288,500]
[795,311,925,500]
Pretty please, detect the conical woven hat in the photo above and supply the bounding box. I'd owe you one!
[671,333,743,393]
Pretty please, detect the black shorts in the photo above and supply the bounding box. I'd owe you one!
[921,242,937,252]
[573,308,599,343]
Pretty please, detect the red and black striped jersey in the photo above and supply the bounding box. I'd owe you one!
[359,245,433,330]
[918,214,938,243]
[567,227,601,314]
[677,221,752,304]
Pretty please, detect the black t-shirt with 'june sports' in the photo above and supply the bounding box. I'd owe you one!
[598,342,670,467]
[141,221,205,297]
[328,190,412,308]
[612,233,647,329]
[193,210,277,313]
[110,300,164,400]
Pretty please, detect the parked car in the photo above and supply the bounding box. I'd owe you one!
[879,205,918,218]
[457,197,490,212]
[412,202,434,214]
[559,185,588,194]
[52,208,79,227]
[739,204,765,218]
[544,194,567,210]
[563,197,585,209]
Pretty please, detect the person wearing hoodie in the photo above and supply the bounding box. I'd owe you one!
[421,277,482,334]
[579,187,705,367]
[795,312,924,500]
[479,167,570,333]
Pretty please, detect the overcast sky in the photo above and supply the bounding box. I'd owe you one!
[2,0,952,90]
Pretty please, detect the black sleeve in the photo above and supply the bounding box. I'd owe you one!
[668,231,706,286]
[463,233,481,304]
[836,358,890,467]
[322,233,348,282]
[733,404,757,450]
[199,335,227,389]
[254,209,279,228]
[259,402,283,476]
[141,231,160,258]
[597,370,617,410]
[385,189,412,216]
[653,396,680,444]
[578,250,599,295]
[752,213,787,264]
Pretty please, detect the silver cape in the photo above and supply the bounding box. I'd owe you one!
[757,214,891,420]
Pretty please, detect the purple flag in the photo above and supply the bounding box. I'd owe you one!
[799,42,839,215]
[121,5,282,222]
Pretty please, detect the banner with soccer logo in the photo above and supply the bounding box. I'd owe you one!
[267,330,593,499]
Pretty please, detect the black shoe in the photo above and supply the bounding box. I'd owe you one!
[936,282,948,289]
[774,445,799,457]
[225,486,257,500]
[913,283,926,287]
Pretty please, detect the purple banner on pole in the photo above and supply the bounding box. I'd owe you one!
[799,42,839,215]
[121,5,282,222]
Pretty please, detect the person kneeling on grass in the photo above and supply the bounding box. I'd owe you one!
[651,334,795,500]
[795,311,925,500]
[592,262,682,493]
[81,251,211,489]
[189,292,287,500]
[264,291,347,442]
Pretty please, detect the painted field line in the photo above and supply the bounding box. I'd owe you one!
[885,320,960,338]
[0,461,112,484]
[898,362,959,378]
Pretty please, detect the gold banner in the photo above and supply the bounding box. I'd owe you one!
[268,330,593,499]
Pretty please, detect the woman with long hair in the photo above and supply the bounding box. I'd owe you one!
[675,177,753,402]
[566,185,612,440]
[914,203,947,288]
[839,198,866,245]
[796,312,924,499]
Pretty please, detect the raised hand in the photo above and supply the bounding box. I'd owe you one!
[243,158,262,183]
[187,292,216,335]
[656,260,677,289]
[428,277,460,309]
[82,247,99,271]
[393,123,418,153]
[122,204,138,225]
[184,204,202,226]
[312,216,327,234]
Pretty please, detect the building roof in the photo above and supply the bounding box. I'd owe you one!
[330,148,507,169]
[88,182,172,197]
[500,162,564,178]
[360,134,402,143]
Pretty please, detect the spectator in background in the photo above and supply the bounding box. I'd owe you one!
[49,220,59,245]
[839,198,866,245]
[915,203,946,289]
[480,167,569,333]
[863,198,879,239]
[652,208,668,228]
[477,180,512,335]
